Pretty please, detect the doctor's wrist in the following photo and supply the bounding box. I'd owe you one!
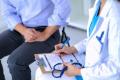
[70,46,78,54]
[76,69,81,75]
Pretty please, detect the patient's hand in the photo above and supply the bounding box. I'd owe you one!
[15,23,38,42]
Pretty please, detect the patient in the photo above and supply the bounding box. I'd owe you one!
[0,0,70,80]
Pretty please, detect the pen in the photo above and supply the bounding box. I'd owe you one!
[59,37,70,63]
[61,37,70,48]
[60,37,70,65]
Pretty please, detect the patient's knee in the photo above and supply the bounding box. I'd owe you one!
[7,57,29,71]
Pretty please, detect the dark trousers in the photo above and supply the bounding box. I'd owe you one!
[0,28,60,80]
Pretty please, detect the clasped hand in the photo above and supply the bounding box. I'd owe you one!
[23,28,47,42]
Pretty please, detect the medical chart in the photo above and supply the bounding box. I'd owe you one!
[37,52,81,72]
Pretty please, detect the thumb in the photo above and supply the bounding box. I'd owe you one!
[31,29,38,33]
[54,43,63,50]
[63,62,71,67]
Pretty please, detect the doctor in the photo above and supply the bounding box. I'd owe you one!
[55,0,120,80]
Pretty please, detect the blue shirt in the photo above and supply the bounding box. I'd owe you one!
[0,0,71,30]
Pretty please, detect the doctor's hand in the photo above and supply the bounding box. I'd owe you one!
[54,43,78,56]
[63,63,81,77]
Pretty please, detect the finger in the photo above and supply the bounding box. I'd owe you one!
[27,29,36,36]
[63,62,71,67]
[25,39,33,42]
[29,35,35,40]
[27,32,38,40]
[64,72,73,77]
[60,53,67,56]
[55,46,60,50]
[31,29,38,34]
[63,62,68,66]
[25,36,35,42]
[27,33,35,38]
[54,51,60,56]
[55,52,66,56]
[26,39,35,43]
[55,49,65,55]
[55,43,63,50]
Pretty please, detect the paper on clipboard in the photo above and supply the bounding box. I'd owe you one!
[36,51,81,73]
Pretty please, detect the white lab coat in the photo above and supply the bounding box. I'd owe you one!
[74,0,120,80]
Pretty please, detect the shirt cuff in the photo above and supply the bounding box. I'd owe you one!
[81,68,90,80]
[48,15,67,27]
[74,39,87,54]
[6,15,22,30]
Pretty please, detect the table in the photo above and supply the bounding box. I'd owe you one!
[35,68,76,80]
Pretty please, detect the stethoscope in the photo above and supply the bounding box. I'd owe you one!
[52,62,84,78]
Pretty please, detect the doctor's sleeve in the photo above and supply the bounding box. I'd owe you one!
[48,0,71,27]
[80,20,120,80]
[0,0,22,30]
[74,39,87,54]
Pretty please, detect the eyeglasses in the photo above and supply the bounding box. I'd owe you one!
[52,62,84,78]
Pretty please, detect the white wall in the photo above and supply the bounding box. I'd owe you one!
[0,4,7,31]
[68,0,95,30]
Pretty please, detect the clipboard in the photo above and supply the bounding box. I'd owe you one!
[35,54,52,73]
[35,51,82,74]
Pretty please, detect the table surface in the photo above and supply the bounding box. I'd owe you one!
[35,68,76,80]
